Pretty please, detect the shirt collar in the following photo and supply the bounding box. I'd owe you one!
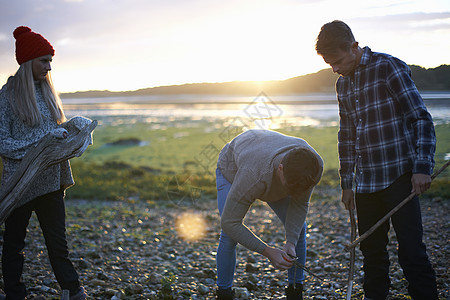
[359,46,372,67]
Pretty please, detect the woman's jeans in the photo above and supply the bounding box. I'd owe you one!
[355,172,437,300]
[2,189,81,300]
[216,168,306,289]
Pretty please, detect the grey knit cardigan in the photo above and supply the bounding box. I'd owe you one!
[0,81,79,206]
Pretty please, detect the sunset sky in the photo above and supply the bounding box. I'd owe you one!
[1,0,449,93]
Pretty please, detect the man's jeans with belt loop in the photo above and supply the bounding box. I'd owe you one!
[215,167,307,289]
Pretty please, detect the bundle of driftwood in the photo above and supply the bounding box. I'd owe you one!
[0,120,97,224]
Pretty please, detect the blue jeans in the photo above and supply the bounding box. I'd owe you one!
[216,168,306,289]
[356,172,437,300]
[2,189,81,300]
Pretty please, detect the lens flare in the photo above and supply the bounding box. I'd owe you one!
[175,212,207,242]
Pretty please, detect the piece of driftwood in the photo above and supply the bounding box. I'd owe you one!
[345,160,450,252]
[346,208,357,300]
[0,120,97,224]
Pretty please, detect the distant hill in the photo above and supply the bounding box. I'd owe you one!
[409,65,450,90]
[61,65,450,98]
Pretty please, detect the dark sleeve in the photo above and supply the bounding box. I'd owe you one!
[385,59,436,174]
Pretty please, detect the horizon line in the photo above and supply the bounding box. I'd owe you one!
[59,63,450,95]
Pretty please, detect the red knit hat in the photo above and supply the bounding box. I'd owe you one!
[13,26,55,65]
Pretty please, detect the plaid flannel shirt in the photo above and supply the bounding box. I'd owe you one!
[336,47,436,194]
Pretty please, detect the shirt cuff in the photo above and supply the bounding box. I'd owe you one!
[286,234,298,247]
[254,241,268,254]
[340,176,353,190]
[413,160,433,175]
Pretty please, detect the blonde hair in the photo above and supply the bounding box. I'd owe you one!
[7,59,66,127]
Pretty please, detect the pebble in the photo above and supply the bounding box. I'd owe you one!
[247,273,259,284]
[148,273,163,284]
[245,262,259,272]
[90,279,107,287]
[74,258,93,269]
[104,289,119,297]
[234,287,250,299]
[39,286,57,294]
[246,254,257,263]
[197,283,209,294]
[203,278,215,286]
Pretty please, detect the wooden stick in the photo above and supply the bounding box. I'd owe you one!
[346,208,357,300]
[345,160,450,252]
[0,120,97,224]
[61,289,70,300]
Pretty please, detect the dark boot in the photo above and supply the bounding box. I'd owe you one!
[216,287,234,300]
[285,283,303,300]
[70,287,87,300]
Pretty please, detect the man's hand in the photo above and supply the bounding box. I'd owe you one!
[262,246,293,270]
[411,173,431,195]
[341,189,355,211]
[282,242,296,258]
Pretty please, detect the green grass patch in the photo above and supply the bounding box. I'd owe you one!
[1,120,447,201]
[65,122,448,201]
[77,120,341,174]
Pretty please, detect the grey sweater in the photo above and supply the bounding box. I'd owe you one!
[217,130,323,254]
[0,81,74,206]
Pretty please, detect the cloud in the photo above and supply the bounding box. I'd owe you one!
[351,11,450,30]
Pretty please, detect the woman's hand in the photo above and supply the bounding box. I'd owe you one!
[262,245,293,270]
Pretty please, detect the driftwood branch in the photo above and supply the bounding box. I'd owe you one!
[345,160,450,252]
[0,120,97,224]
[346,208,357,300]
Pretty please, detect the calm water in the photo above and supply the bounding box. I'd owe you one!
[63,93,450,128]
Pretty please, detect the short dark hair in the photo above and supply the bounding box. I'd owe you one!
[315,20,355,55]
[281,147,320,194]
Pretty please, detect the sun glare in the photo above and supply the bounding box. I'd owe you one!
[54,2,326,92]
[175,212,207,242]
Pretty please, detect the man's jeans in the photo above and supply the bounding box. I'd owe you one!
[356,172,438,300]
[2,189,81,300]
[216,168,306,289]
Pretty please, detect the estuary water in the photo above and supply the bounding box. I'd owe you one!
[63,92,450,128]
